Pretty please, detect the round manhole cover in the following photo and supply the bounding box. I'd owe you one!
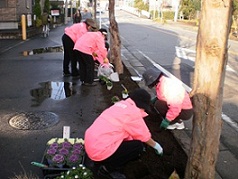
[9,112,59,130]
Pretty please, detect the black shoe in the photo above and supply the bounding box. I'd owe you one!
[97,166,126,179]
[63,73,71,77]
[82,82,97,86]
[71,73,80,78]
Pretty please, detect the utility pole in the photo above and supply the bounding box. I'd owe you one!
[173,0,180,22]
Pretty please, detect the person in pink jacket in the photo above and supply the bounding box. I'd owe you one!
[143,68,193,130]
[61,18,97,77]
[74,28,109,86]
[84,88,163,178]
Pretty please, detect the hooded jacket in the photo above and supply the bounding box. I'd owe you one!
[84,98,151,161]
[156,75,193,121]
[74,31,107,64]
[64,22,88,43]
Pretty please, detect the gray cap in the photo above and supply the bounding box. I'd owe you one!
[142,68,161,86]
[85,18,97,29]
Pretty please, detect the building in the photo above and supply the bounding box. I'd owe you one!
[0,0,65,31]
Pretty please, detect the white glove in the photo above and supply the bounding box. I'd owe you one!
[153,142,163,156]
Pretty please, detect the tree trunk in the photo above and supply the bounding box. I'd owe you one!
[185,1,232,178]
[185,0,232,179]
[108,0,123,74]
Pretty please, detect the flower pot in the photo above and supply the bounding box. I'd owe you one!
[54,163,64,168]
[47,159,53,166]
[107,85,113,90]
[122,92,128,99]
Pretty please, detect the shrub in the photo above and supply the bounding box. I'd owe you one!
[35,18,42,28]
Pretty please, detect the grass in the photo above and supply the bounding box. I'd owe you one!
[9,162,39,179]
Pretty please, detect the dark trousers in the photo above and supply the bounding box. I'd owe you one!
[62,34,78,75]
[94,140,145,171]
[74,50,95,84]
[154,99,193,124]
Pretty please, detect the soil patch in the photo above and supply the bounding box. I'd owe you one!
[88,66,188,179]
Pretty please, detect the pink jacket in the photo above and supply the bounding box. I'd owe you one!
[156,76,193,121]
[84,98,151,161]
[64,22,88,43]
[74,31,107,64]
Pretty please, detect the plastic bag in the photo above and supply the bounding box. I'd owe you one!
[97,63,114,78]
[97,63,119,82]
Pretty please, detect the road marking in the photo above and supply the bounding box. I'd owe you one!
[0,40,29,54]
[137,49,192,92]
[222,113,238,132]
[175,46,236,73]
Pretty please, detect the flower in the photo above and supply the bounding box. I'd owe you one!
[73,143,83,150]
[52,154,65,167]
[66,154,81,167]
[71,148,83,155]
[45,138,85,168]
[58,147,70,156]
[49,142,59,149]
[55,164,93,179]
[45,148,57,159]
[61,141,72,149]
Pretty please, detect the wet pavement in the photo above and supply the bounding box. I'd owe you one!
[0,23,110,178]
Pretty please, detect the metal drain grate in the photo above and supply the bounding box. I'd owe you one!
[9,112,59,130]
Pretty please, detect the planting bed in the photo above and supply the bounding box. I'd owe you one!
[88,66,188,179]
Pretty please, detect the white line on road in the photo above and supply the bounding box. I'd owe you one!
[0,40,29,54]
[175,46,236,73]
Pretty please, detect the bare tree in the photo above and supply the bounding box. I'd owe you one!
[108,0,123,74]
[185,0,233,178]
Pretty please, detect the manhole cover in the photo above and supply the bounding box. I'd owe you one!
[9,112,59,130]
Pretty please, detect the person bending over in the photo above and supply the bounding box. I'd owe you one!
[84,88,163,178]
